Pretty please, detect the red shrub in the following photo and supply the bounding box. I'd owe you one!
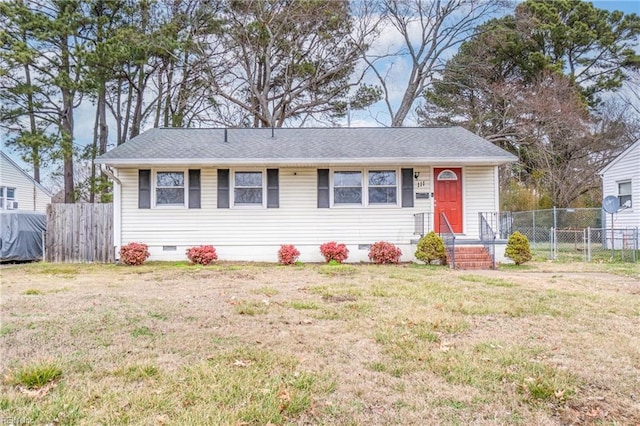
[319,241,349,263]
[120,242,150,266]
[368,241,402,264]
[278,244,300,265]
[186,245,218,265]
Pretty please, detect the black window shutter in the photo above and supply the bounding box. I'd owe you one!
[138,169,151,209]
[401,168,414,208]
[266,169,279,208]
[217,169,230,208]
[188,169,201,209]
[317,169,330,208]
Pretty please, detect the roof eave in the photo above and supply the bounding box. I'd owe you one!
[96,156,518,168]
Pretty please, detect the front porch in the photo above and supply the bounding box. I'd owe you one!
[412,211,508,270]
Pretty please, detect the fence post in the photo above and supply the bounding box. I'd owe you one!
[587,227,591,262]
[532,210,536,248]
[553,206,557,231]
[550,227,555,260]
[582,228,586,262]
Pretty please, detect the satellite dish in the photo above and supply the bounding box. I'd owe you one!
[603,195,620,213]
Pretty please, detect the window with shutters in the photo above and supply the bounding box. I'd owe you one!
[368,170,397,204]
[330,169,402,207]
[233,171,264,206]
[333,171,362,205]
[156,171,185,206]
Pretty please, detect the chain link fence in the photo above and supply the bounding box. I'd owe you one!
[552,227,638,262]
[501,208,638,263]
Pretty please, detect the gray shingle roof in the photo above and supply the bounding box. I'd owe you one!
[96,127,517,166]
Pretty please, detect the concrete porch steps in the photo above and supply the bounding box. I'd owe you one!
[447,246,494,270]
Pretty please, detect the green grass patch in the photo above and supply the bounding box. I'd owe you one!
[374,332,578,406]
[131,326,154,338]
[170,347,335,424]
[251,286,279,297]
[288,300,321,310]
[459,275,517,287]
[113,364,160,381]
[318,263,358,277]
[147,311,168,321]
[234,300,269,316]
[8,361,63,389]
[23,288,43,295]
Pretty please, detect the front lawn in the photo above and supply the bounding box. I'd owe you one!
[1,261,639,424]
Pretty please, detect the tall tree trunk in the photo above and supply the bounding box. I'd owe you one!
[60,39,75,204]
[22,31,40,183]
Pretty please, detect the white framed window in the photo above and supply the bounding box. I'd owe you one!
[334,171,362,205]
[368,170,397,204]
[155,171,185,206]
[618,181,632,208]
[1,186,16,209]
[331,169,400,207]
[233,171,264,206]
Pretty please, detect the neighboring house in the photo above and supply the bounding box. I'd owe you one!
[96,127,517,263]
[0,151,52,213]
[600,140,640,241]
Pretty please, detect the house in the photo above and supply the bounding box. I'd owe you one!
[96,127,517,265]
[599,140,640,245]
[0,151,52,213]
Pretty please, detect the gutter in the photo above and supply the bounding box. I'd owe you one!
[96,156,518,168]
[100,165,121,261]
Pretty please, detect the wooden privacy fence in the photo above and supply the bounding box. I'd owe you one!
[46,203,115,263]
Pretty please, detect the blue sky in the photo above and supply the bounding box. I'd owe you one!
[2,0,639,186]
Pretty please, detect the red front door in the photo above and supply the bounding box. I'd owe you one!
[434,168,463,234]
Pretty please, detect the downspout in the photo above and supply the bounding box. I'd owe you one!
[100,165,121,262]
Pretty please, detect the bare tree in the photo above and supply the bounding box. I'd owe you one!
[204,0,379,127]
[363,0,509,126]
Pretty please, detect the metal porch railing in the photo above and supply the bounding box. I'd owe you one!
[479,212,497,269]
[438,212,456,269]
[413,212,433,237]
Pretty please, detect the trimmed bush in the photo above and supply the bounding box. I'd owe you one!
[186,245,218,265]
[415,231,447,265]
[278,244,300,265]
[120,242,150,266]
[505,231,532,265]
[368,241,402,264]
[319,241,349,263]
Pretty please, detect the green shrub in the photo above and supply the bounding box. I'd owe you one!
[415,231,447,265]
[505,231,532,265]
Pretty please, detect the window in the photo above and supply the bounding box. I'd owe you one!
[619,181,632,208]
[368,170,397,204]
[0,186,16,209]
[437,170,458,181]
[234,171,263,206]
[334,171,362,204]
[156,172,185,206]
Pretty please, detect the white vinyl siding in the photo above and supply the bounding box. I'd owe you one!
[0,153,51,213]
[464,166,498,238]
[117,165,499,262]
[601,141,639,232]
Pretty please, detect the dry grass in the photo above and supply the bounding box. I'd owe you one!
[0,260,638,425]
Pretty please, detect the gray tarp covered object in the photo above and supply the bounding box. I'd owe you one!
[0,210,46,262]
